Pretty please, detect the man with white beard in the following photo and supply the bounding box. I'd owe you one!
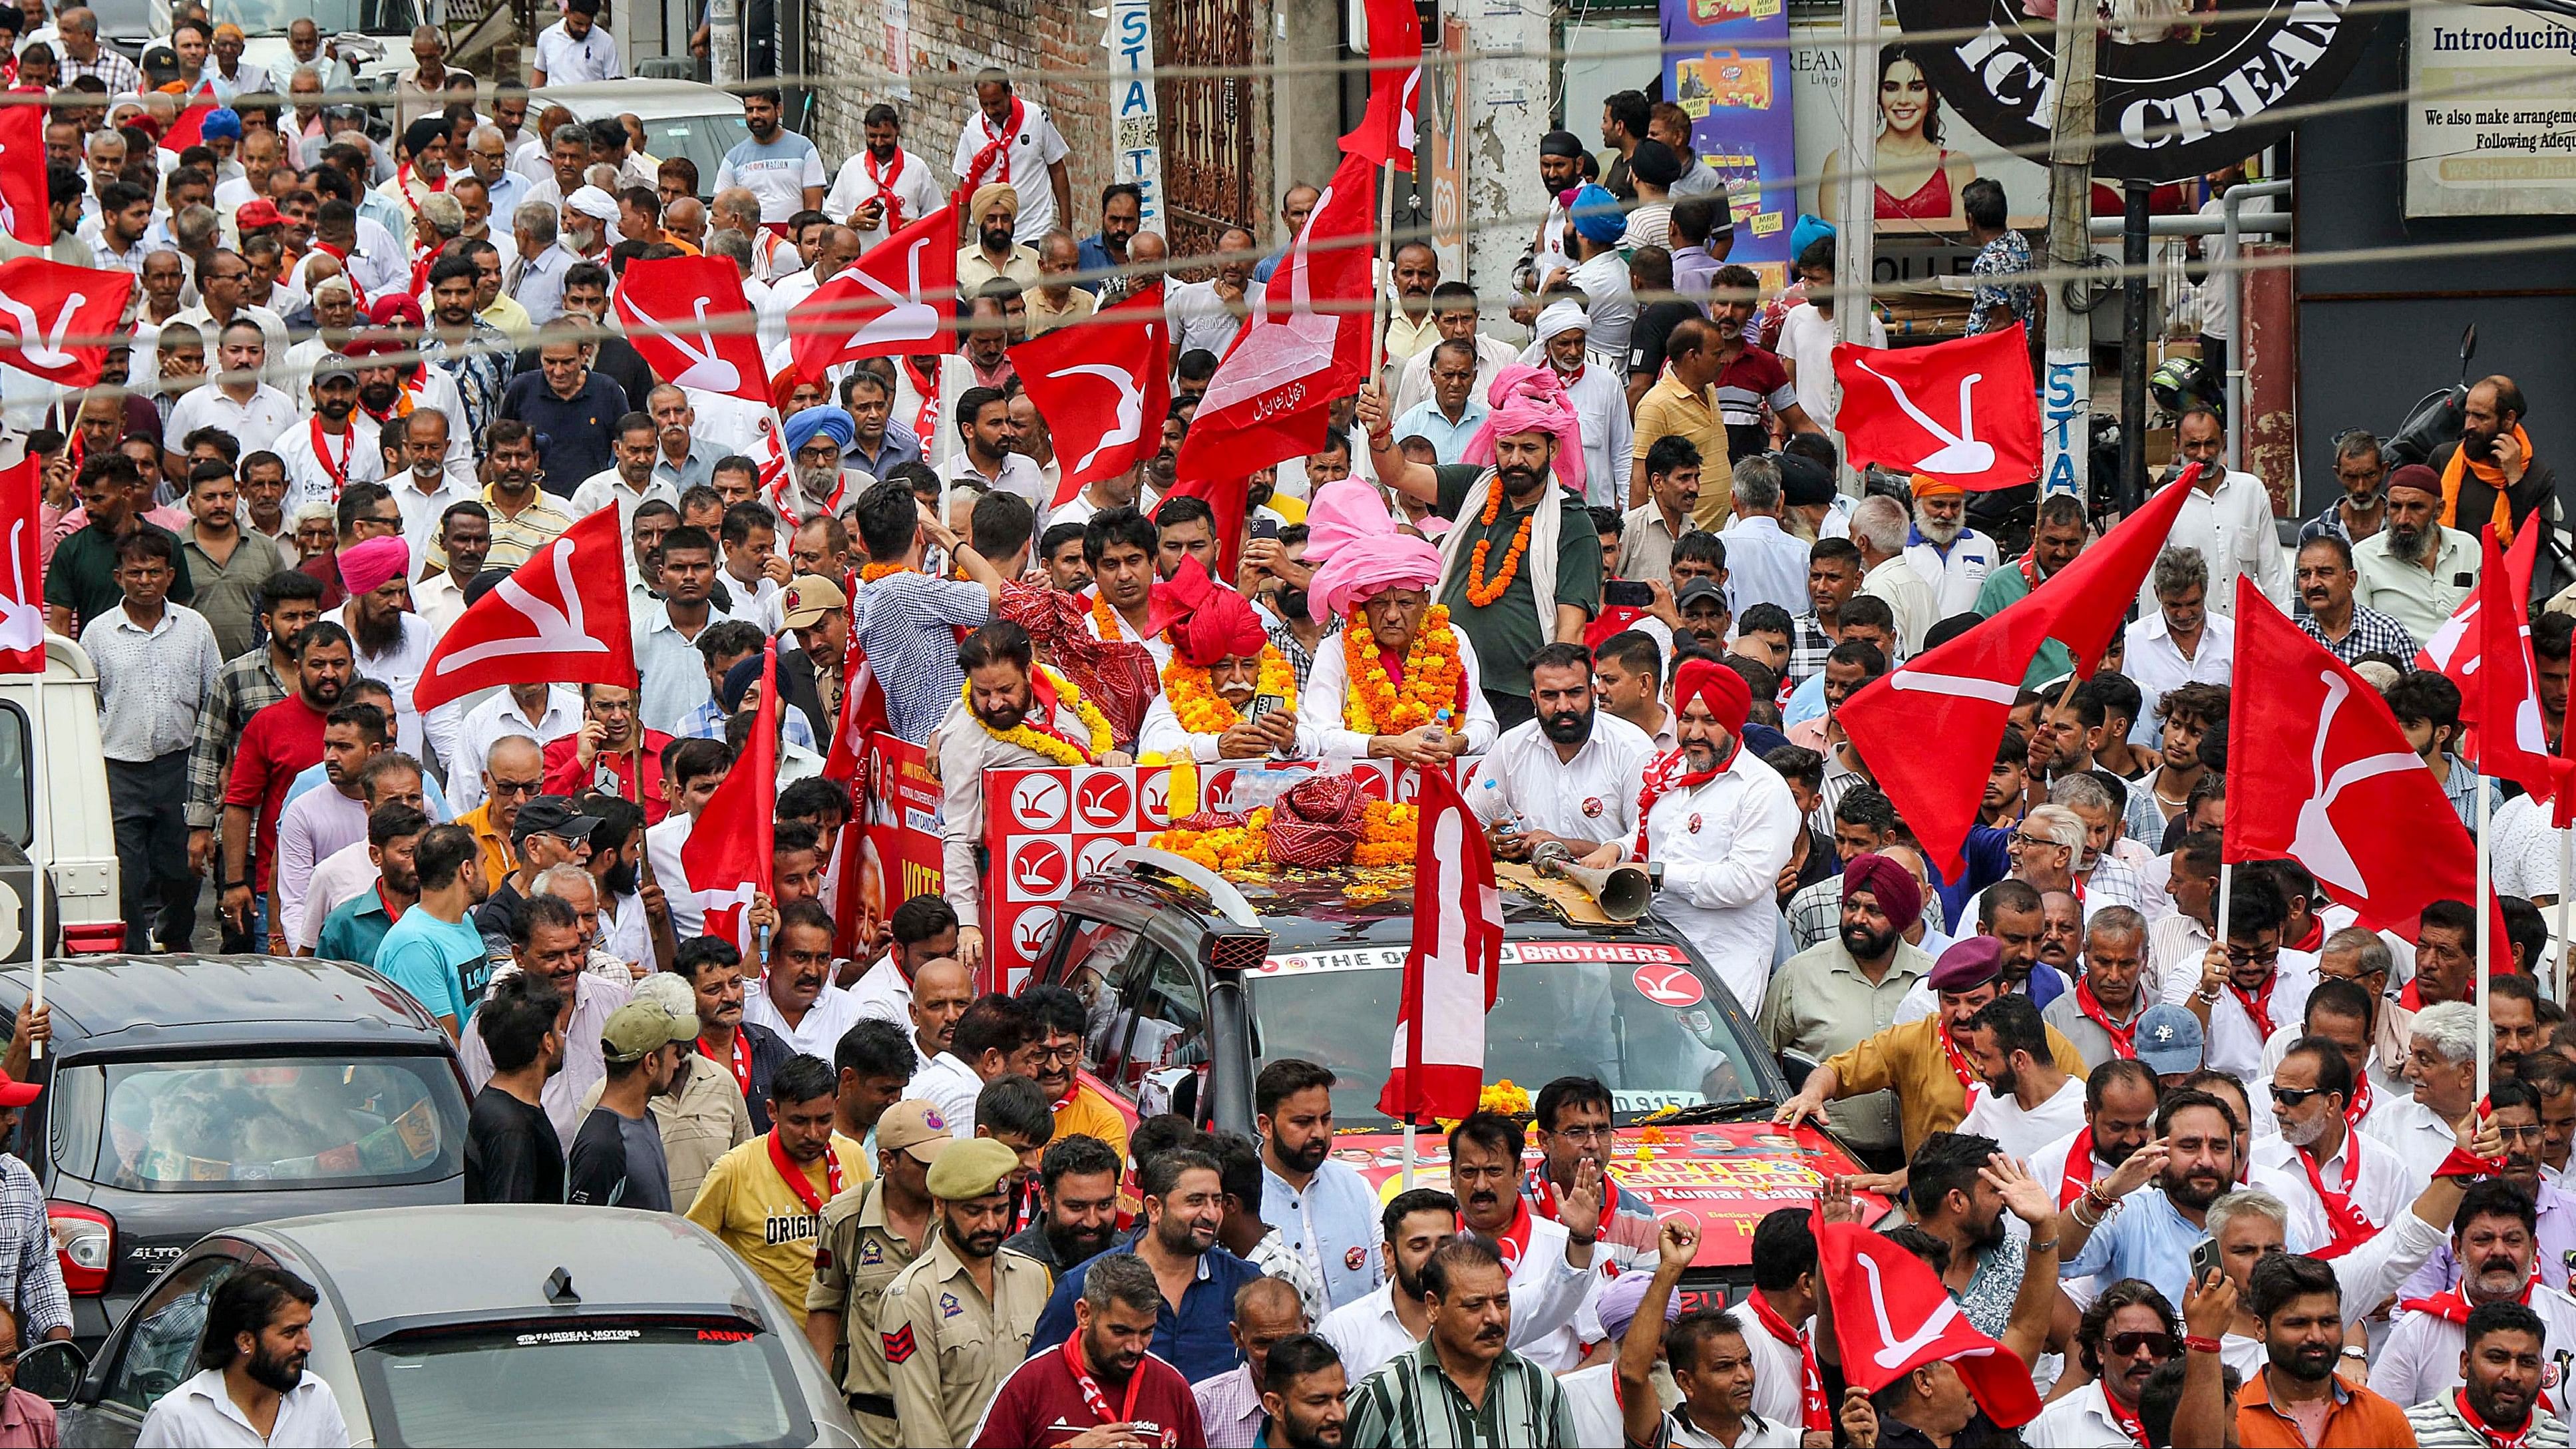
[1901,473,2003,617]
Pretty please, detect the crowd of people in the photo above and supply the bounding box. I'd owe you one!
[3,15,2571,1446]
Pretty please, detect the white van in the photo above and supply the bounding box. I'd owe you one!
[0,635,121,959]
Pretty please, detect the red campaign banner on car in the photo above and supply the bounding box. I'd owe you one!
[856,731,944,922]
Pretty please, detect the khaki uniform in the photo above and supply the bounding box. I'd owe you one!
[878,1233,1053,1448]
[807,1179,927,1447]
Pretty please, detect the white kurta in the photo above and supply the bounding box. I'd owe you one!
[1640,746,1801,1015]
[2248,1127,2426,1255]
[1462,714,1656,857]
[1902,528,2003,619]
[2139,470,2292,618]
[2158,950,2315,1081]
[1295,627,1501,761]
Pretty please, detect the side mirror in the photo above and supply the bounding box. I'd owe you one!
[1777,1048,1820,1096]
[13,1339,88,1405]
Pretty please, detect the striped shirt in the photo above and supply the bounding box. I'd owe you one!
[2299,604,2419,666]
[857,570,994,744]
[478,485,576,571]
[2404,1392,2573,1449]
[0,1155,70,1341]
[1343,1339,1579,1448]
[1785,612,1835,689]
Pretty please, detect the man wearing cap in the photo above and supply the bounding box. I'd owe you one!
[1903,473,2003,618]
[274,356,385,515]
[576,972,750,1206]
[473,795,600,959]
[957,184,1040,294]
[2352,461,2481,644]
[567,995,694,1211]
[1634,657,1800,1014]
[1756,853,1937,1167]
[560,184,620,260]
[879,1136,1051,1448]
[1776,935,2090,1162]
[808,1099,942,1446]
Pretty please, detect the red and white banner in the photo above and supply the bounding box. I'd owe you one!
[2472,525,2565,803]
[2224,582,2477,934]
[0,455,43,674]
[1008,285,1172,507]
[791,204,958,381]
[683,639,779,954]
[0,256,136,388]
[1344,0,1423,171]
[0,101,47,246]
[1378,765,1500,1123]
[1831,323,2042,491]
[1171,149,1377,485]
[413,507,636,714]
[612,255,771,404]
[1817,1215,2042,1427]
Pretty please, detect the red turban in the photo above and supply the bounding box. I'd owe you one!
[1163,558,1267,669]
[1672,657,1750,737]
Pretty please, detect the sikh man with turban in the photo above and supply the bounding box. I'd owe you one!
[1754,851,1939,1163]
[333,533,435,757]
[777,405,866,521]
[1356,365,1606,731]
[1294,481,1499,763]
[958,183,1041,293]
[1136,560,1316,761]
[1633,657,1800,1014]
[1902,472,2004,617]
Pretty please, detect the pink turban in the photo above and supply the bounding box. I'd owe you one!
[338,535,410,597]
[1302,479,1395,564]
[1462,363,1586,497]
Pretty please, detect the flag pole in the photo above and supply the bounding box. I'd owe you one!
[1368,162,1396,392]
[2557,825,2570,1006]
[2214,859,2233,962]
[1401,1118,1416,1191]
[2479,781,2495,1101]
[27,634,46,1061]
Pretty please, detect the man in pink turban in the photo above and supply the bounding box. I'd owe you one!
[1354,364,1606,736]
[331,532,435,757]
[1632,656,1803,1011]
[1294,484,1499,765]
[1136,559,1313,761]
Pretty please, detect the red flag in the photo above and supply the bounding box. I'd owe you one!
[0,455,43,674]
[612,255,771,404]
[2223,582,2477,933]
[2472,526,2566,803]
[0,256,137,387]
[1009,285,1172,507]
[1173,150,1378,486]
[2416,516,2539,725]
[1344,0,1423,171]
[413,507,637,714]
[0,101,47,246]
[1816,1217,2043,1428]
[1831,323,2042,491]
[791,204,957,382]
[160,86,218,152]
[1377,766,1501,1122]
[1158,471,1250,590]
[823,574,889,783]
[683,638,779,955]
[1838,475,2195,879]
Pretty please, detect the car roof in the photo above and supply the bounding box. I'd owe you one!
[533,80,743,122]
[244,1206,773,1337]
[0,956,452,1047]
[1085,865,1694,959]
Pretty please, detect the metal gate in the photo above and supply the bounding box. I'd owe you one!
[1157,0,1260,262]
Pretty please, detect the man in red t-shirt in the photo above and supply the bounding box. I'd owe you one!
[221,622,355,952]
[539,682,673,822]
[974,1255,1206,1448]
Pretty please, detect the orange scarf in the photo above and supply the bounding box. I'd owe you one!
[2442,424,2528,543]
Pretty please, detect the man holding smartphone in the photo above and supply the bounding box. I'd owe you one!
[1135,564,1318,763]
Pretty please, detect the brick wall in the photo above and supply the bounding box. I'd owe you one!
[805,0,1117,226]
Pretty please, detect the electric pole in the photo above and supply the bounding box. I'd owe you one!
[2040,5,2096,505]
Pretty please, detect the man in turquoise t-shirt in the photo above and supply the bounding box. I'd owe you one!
[370,824,495,1038]
[314,804,431,970]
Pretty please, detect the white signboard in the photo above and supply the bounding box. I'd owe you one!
[1105,0,1170,236]
[2407,3,2576,216]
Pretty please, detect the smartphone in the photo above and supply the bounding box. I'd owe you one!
[1603,579,1654,609]
[1250,517,1281,542]
[1248,694,1285,723]
[2188,1235,2220,1290]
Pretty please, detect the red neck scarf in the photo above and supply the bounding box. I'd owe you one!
[2073,977,2141,1060]
[2295,1130,2378,1259]
[1479,1199,1535,1273]
[2102,1384,2151,1449]
[373,881,409,925]
[1746,1289,1831,1434]
[1938,1023,1980,1093]
[2404,1267,2538,1322]
[962,98,1028,190]
[902,355,942,442]
[765,1130,842,1215]
[2347,1073,2374,1128]
[2057,1128,2102,1208]
[1012,668,1097,763]
[701,1032,751,1097]
[862,148,909,232]
[2227,974,2279,1039]
[309,417,354,493]
[2454,1387,2539,1449]
[1632,741,1737,859]
[1063,1332,1143,1429]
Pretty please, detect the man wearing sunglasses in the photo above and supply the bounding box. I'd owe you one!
[2028,1280,2181,1448]
[2175,869,2316,1082]
[2250,1038,2418,1266]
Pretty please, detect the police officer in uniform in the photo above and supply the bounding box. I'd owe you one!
[880,1136,1055,1447]
[805,1100,945,1446]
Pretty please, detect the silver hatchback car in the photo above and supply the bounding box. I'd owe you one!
[17,1205,860,1447]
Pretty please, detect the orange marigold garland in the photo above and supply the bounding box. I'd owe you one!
[1161,651,1299,736]
[1353,801,1415,867]
[1090,590,1130,642]
[1151,799,1414,871]
[961,670,1114,767]
[1342,605,1463,735]
[858,561,912,584]
[1463,487,1535,607]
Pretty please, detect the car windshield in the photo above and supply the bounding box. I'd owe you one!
[214,0,419,37]
[356,1319,809,1446]
[74,1054,463,1191]
[1248,941,1770,1130]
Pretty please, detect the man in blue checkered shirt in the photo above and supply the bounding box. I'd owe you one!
[0,1035,70,1346]
[848,479,1009,744]
[2295,534,2418,665]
